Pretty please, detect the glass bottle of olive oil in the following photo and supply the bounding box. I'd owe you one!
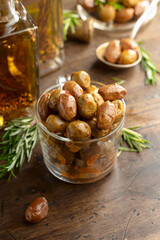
[22,0,64,77]
[0,0,39,127]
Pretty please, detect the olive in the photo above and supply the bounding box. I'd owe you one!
[77,93,97,119]
[91,92,104,107]
[111,100,125,123]
[38,92,51,121]
[25,197,48,223]
[71,71,91,89]
[55,144,75,165]
[134,0,149,18]
[49,89,65,111]
[57,93,77,121]
[46,115,67,135]
[97,101,116,130]
[63,81,83,100]
[87,117,110,138]
[78,0,96,12]
[66,120,91,141]
[120,38,138,51]
[85,85,98,94]
[122,0,138,7]
[104,40,121,63]
[98,83,127,101]
[118,49,138,64]
[115,8,134,23]
[98,4,116,23]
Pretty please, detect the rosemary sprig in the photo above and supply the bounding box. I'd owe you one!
[0,117,38,181]
[63,10,80,41]
[108,1,124,10]
[138,42,160,85]
[119,126,150,154]
[95,0,106,8]
[112,77,126,85]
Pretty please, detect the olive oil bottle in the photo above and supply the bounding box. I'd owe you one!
[0,0,39,127]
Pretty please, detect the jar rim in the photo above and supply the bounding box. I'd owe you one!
[35,80,126,144]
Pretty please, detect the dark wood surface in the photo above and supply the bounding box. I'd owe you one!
[1,1,160,240]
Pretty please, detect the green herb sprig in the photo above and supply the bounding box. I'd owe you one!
[95,0,124,9]
[108,1,124,10]
[119,126,150,154]
[112,77,126,85]
[0,117,38,181]
[63,10,80,41]
[95,0,106,8]
[138,42,160,86]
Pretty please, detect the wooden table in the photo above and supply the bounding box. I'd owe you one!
[1,1,160,240]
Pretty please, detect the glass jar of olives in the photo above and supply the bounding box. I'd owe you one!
[36,76,126,184]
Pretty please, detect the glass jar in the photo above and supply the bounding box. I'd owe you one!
[0,0,39,127]
[23,0,64,77]
[35,80,126,184]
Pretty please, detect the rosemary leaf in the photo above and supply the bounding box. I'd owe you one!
[112,77,126,85]
[0,117,38,181]
[119,127,150,154]
[63,10,80,41]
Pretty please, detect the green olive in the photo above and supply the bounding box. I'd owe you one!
[122,0,138,7]
[49,89,65,111]
[66,120,91,141]
[85,85,98,94]
[91,92,104,107]
[111,100,125,123]
[98,4,116,23]
[46,115,67,135]
[77,93,97,119]
[118,49,138,64]
[71,71,91,89]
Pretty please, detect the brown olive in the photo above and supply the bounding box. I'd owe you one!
[25,197,48,223]
[122,0,138,7]
[134,0,149,18]
[71,71,91,89]
[98,83,127,101]
[120,38,138,51]
[98,4,116,23]
[46,115,67,135]
[49,89,65,111]
[87,117,110,138]
[111,100,125,123]
[57,93,77,121]
[104,40,121,63]
[77,93,97,119]
[63,81,83,100]
[38,92,51,121]
[85,85,98,94]
[115,8,134,23]
[66,120,91,141]
[78,0,96,12]
[118,49,138,64]
[91,92,104,107]
[97,101,116,130]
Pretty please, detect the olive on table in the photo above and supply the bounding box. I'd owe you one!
[71,71,91,89]
[49,89,65,111]
[46,115,67,135]
[118,49,138,64]
[120,38,138,51]
[63,80,83,100]
[57,93,77,121]
[66,120,91,141]
[115,8,134,23]
[98,83,127,101]
[25,197,48,223]
[104,40,121,63]
[38,92,51,121]
[98,4,116,23]
[97,101,116,130]
[122,0,138,8]
[77,93,97,119]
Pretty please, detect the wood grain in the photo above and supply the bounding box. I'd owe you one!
[0,1,160,240]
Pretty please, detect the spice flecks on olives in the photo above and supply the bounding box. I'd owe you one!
[49,89,65,111]
[46,115,67,135]
[63,81,83,100]
[77,93,97,119]
[66,120,91,141]
[71,71,91,89]
[98,83,127,101]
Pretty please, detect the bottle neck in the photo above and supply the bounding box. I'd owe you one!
[0,0,18,23]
